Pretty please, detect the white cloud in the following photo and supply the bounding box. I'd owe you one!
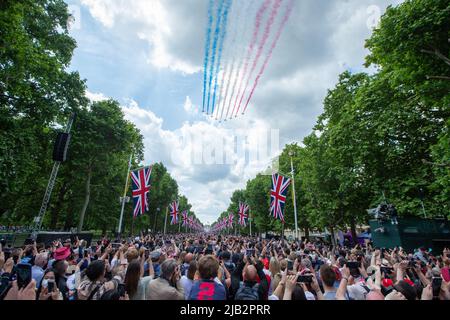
[183,96,199,115]
[120,99,278,222]
[86,90,108,102]
[80,0,202,74]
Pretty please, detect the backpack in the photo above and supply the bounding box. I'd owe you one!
[235,284,259,301]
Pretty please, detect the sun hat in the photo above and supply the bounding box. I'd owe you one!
[54,246,71,261]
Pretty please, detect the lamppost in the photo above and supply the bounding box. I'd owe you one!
[289,150,299,240]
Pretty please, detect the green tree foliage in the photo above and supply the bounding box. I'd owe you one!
[0,1,194,235]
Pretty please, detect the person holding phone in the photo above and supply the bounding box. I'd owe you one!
[37,269,62,300]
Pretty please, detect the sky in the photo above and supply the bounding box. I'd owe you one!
[64,0,403,226]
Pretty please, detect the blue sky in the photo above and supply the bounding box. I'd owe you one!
[65,0,403,225]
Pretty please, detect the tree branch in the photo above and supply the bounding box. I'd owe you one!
[421,48,450,67]
[422,159,450,168]
[426,75,450,81]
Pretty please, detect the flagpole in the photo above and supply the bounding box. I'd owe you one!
[249,211,252,237]
[178,213,181,233]
[289,151,299,240]
[118,152,133,235]
[163,206,168,235]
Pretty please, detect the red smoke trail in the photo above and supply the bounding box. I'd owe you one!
[242,0,294,115]
[218,60,235,121]
[224,57,242,120]
[234,0,282,118]
[218,0,254,122]
[229,0,271,119]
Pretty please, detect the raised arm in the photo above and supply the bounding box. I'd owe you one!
[336,265,350,300]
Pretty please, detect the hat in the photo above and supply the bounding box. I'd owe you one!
[54,247,71,261]
[150,251,161,261]
[382,278,394,288]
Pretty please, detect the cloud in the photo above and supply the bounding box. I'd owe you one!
[86,90,108,102]
[120,98,278,222]
[80,0,204,74]
[183,96,199,115]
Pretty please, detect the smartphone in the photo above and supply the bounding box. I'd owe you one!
[346,261,360,269]
[111,243,121,249]
[246,249,255,257]
[297,275,313,283]
[16,264,32,289]
[47,280,55,293]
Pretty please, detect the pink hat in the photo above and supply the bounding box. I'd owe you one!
[382,278,394,288]
[54,247,71,261]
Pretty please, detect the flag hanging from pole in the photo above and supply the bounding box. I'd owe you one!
[270,173,291,222]
[169,201,179,225]
[130,166,152,218]
[238,202,249,226]
[181,210,188,226]
[227,213,234,228]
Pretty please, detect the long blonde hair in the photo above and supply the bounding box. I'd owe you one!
[269,257,281,276]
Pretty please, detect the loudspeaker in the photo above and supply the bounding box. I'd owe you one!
[52,132,71,162]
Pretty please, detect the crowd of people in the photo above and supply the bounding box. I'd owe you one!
[0,233,449,301]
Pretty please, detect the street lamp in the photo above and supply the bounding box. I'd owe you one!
[289,150,299,240]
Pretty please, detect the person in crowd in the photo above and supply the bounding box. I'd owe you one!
[0,233,449,302]
[147,259,184,300]
[232,256,269,300]
[37,269,63,300]
[180,260,197,299]
[124,258,154,300]
[77,260,124,300]
[32,252,48,288]
[189,255,226,300]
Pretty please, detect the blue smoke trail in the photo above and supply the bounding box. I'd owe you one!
[210,0,233,116]
[202,0,215,113]
[206,0,225,114]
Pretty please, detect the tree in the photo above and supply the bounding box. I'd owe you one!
[0,0,87,221]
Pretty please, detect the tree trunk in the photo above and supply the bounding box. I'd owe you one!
[50,181,69,230]
[78,165,92,232]
[153,209,158,232]
[63,199,75,231]
[329,225,336,247]
[304,226,310,241]
[350,218,357,246]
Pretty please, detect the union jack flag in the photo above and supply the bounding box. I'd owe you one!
[130,166,152,218]
[169,201,179,225]
[181,210,188,226]
[222,217,228,229]
[238,202,249,226]
[227,213,234,228]
[270,173,291,222]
